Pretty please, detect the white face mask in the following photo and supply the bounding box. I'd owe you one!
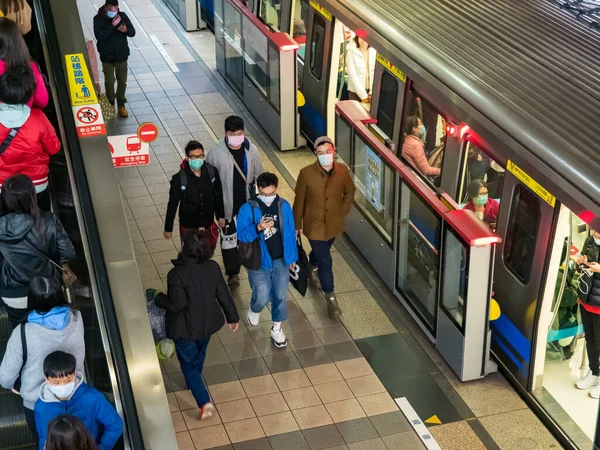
[49,381,75,399]
[595,238,600,246]
[258,195,275,206]
[318,153,334,167]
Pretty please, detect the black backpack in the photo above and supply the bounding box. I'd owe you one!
[179,164,216,214]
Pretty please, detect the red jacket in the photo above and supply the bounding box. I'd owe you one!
[463,198,500,223]
[0,108,61,190]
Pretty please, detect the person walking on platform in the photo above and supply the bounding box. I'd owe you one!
[163,140,225,250]
[94,0,135,118]
[0,276,85,447]
[155,231,239,420]
[0,174,74,328]
[237,172,298,348]
[206,115,264,287]
[293,136,355,318]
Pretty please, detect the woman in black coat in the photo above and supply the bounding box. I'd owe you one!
[156,230,239,420]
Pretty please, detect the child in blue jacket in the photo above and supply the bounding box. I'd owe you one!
[34,351,123,450]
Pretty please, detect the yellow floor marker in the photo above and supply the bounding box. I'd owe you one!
[425,415,442,425]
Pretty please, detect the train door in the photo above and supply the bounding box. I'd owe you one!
[490,161,556,386]
[531,207,597,447]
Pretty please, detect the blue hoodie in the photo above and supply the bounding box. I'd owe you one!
[28,306,71,330]
[35,372,123,450]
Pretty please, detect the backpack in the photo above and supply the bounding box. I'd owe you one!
[179,165,216,214]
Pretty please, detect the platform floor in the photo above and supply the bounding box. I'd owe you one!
[77,0,562,448]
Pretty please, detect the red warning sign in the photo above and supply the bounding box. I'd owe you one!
[137,122,159,143]
[72,104,105,138]
[108,134,150,168]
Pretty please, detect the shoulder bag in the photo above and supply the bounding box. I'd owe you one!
[238,205,262,271]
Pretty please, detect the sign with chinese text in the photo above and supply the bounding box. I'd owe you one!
[108,134,150,168]
[65,53,97,106]
[365,146,382,212]
[72,105,105,138]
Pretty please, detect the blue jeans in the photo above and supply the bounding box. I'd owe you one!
[175,337,211,408]
[248,258,289,322]
[309,238,336,293]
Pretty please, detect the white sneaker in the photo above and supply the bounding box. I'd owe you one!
[576,370,599,390]
[247,309,260,327]
[590,384,600,399]
[271,326,288,348]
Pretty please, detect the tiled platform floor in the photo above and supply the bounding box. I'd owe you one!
[77,0,562,448]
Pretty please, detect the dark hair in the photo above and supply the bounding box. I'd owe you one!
[0,18,33,72]
[467,179,487,200]
[404,115,420,136]
[184,140,204,156]
[0,0,25,14]
[44,351,76,379]
[181,230,214,263]
[106,0,118,6]
[28,276,69,314]
[224,115,244,133]
[0,69,35,104]
[353,35,368,48]
[46,415,97,450]
[256,172,278,189]
[1,174,43,239]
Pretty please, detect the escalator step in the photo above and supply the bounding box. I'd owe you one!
[0,392,34,447]
[0,306,11,341]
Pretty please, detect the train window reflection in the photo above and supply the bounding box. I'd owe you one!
[259,0,281,30]
[376,71,397,139]
[459,140,504,231]
[504,185,541,284]
[400,91,446,187]
[310,14,325,80]
[292,0,308,60]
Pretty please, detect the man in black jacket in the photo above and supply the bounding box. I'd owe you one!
[163,141,225,250]
[93,0,135,118]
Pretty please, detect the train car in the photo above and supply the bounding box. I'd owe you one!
[217,0,600,447]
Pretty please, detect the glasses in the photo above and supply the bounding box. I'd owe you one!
[189,155,205,160]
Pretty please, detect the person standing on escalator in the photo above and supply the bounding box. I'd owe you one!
[94,0,135,118]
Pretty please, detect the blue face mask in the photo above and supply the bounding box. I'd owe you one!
[419,125,426,139]
[107,10,118,18]
[189,158,204,171]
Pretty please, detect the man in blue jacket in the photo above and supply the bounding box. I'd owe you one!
[237,172,298,348]
[35,351,123,450]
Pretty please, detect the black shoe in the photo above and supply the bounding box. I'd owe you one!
[323,291,341,318]
[227,275,240,286]
[309,266,320,287]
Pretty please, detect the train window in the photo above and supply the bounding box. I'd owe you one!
[504,185,541,284]
[268,43,280,112]
[292,0,309,60]
[310,14,326,80]
[259,0,281,30]
[376,71,398,139]
[458,140,505,231]
[399,91,446,188]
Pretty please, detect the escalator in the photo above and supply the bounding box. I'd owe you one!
[0,1,177,449]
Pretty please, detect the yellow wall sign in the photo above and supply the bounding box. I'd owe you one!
[309,0,332,21]
[376,54,407,83]
[507,160,556,207]
[65,54,97,107]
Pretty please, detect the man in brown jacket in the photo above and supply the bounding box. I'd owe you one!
[293,136,356,318]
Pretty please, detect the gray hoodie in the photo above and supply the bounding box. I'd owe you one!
[206,137,264,220]
[0,309,85,410]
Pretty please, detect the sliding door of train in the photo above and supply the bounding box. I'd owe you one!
[491,163,556,386]
[300,0,337,143]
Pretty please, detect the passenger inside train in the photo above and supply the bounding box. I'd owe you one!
[401,114,441,179]
[345,35,376,108]
[462,179,499,231]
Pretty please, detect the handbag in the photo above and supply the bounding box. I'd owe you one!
[220,218,238,250]
[238,206,262,271]
[146,289,167,341]
[21,238,77,287]
[289,236,310,297]
[99,92,115,121]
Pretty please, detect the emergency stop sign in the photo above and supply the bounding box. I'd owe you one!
[137,122,159,143]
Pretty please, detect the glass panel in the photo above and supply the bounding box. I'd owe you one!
[243,15,268,96]
[397,186,441,329]
[335,114,352,166]
[458,139,505,232]
[259,0,281,30]
[539,210,595,447]
[503,185,541,284]
[268,43,280,112]
[223,2,244,93]
[441,229,469,331]
[214,0,224,46]
[376,71,398,139]
[351,135,394,242]
[400,90,446,187]
[292,0,309,60]
[310,14,325,80]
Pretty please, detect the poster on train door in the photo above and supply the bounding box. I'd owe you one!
[365,146,382,212]
[107,134,150,168]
